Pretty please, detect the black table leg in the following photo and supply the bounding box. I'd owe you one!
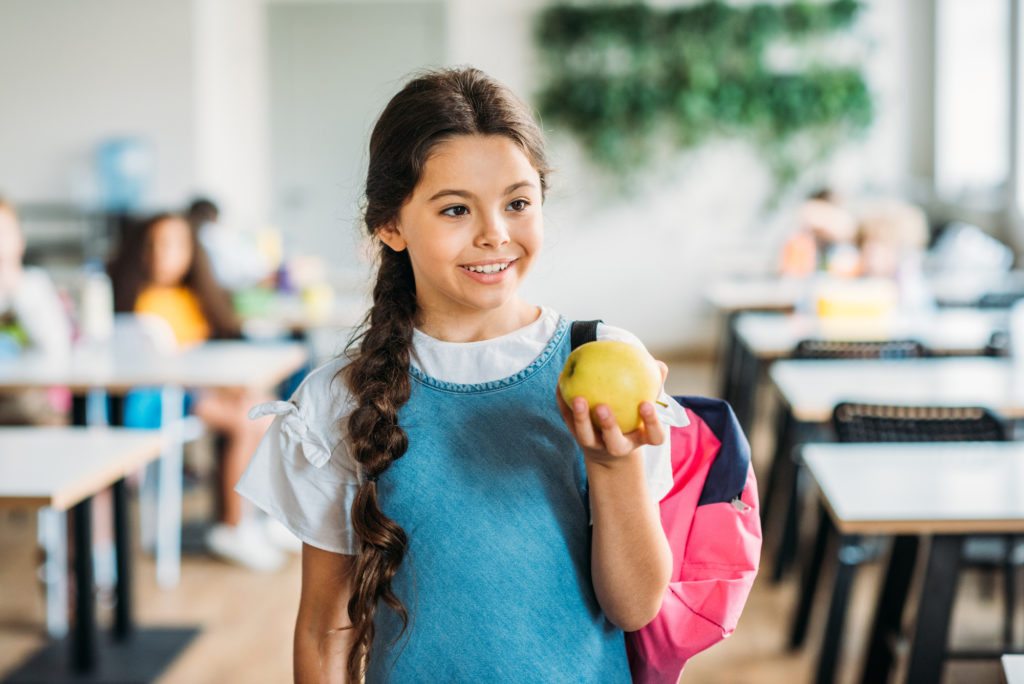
[70,497,97,673]
[761,405,793,528]
[717,312,738,402]
[112,478,133,640]
[732,341,761,434]
[860,534,919,683]
[790,503,833,649]
[815,533,861,684]
[905,535,963,684]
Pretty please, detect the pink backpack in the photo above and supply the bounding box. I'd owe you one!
[625,395,761,683]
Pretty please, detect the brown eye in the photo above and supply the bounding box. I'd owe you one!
[442,205,469,217]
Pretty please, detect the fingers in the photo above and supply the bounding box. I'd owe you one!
[638,401,666,446]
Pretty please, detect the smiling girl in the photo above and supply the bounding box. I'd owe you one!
[237,67,686,682]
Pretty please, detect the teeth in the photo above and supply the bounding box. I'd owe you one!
[466,262,511,274]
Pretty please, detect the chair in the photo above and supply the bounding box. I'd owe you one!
[833,403,1006,443]
[792,338,929,360]
[770,339,930,582]
[976,290,1024,309]
[790,402,1017,683]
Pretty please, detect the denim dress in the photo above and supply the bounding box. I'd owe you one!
[366,316,631,683]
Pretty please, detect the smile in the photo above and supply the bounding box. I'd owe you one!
[461,260,515,274]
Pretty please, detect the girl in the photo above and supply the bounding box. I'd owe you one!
[108,214,286,571]
[237,67,685,681]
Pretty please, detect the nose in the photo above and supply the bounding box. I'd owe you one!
[475,211,510,248]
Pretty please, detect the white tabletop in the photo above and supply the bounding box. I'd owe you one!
[0,340,309,392]
[734,309,1005,359]
[704,276,804,313]
[1005,654,1024,684]
[0,427,165,511]
[769,357,1024,423]
[802,442,1024,535]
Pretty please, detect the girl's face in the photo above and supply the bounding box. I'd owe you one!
[147,217,193,287]
[379,134,543,330]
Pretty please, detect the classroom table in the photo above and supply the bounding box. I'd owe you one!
[728,308,1006,430]
[1006,654,1024,684]
[802,442,1024,684]
[0,340,309,590]
[0,427,197,682]
[762,357,1024,584]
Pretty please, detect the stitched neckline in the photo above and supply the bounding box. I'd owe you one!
[409,316,569,394]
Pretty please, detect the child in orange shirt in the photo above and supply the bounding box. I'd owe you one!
[108,213,289,570]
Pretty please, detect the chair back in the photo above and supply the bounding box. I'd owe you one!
[832,403,1007,443]
[793,339,928,360]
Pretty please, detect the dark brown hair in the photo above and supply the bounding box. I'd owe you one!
[107,213,240,339]
[340,66,550,679]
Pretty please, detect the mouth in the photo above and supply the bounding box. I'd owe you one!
[459,259,517,275]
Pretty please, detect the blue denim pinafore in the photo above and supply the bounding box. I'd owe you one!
[366,317,631,682]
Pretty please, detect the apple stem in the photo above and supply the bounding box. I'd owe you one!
[655,401,668,408]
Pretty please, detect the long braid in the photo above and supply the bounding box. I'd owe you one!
[342,246,417,680]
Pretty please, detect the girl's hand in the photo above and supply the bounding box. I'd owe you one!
[556,360,668,466]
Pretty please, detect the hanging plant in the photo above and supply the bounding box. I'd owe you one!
[534,0,873,190]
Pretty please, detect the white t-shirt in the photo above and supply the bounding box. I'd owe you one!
[236,307,687,555]
[0,266,70,358]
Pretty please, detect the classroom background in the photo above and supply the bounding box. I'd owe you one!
[1,1,1023,683]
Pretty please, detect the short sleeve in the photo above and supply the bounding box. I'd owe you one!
[596,322,689,504]
[235,359,360,554]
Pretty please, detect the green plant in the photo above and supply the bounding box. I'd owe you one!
[534,1,873,190]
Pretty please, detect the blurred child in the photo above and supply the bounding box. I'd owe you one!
[185,197,275,291]
[857,199,929,278]
[779,188,859,278]
[0,197,71,424]
[108,213,290,570]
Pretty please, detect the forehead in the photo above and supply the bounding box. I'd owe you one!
[151,218,190,239]
[417,135,539,194]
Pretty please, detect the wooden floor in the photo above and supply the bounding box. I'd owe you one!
[0,358,1016,683]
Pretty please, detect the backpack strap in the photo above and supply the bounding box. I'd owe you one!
[570,320,601,350]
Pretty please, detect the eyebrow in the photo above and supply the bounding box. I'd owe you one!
[428,180,536,202]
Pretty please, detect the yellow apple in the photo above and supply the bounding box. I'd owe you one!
[558,340,662,434]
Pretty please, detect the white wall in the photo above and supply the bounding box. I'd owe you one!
[0,0,925,354]
[0,0,196,208]
[447,0,925,354]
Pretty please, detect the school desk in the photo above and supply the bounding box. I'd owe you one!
[802,442,1024,684]
[0,427,197,682]
[727,308,1006,430]
[0,340,309,595]
[762,357,1023,586]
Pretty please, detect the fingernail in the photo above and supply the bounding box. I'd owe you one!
[596,405,610,419]
[574,397,586,412]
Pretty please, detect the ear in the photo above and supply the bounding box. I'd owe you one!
[375,221,407,253]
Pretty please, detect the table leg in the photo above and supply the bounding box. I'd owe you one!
[861,534,920,684]
[732,341,761,434]
[905,535,963,684]
[761,404,793,528]
[789,503,833,649]
[112,478,133,640]
[156,385,184,589]
[717,312,739,401]
[70,496,97,673]
[815,534,861,684]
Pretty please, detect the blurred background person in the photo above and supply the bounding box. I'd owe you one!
[185,197,276,292]
[107,213,290,570]
[779,188,860,278]
[0,197,71,425]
